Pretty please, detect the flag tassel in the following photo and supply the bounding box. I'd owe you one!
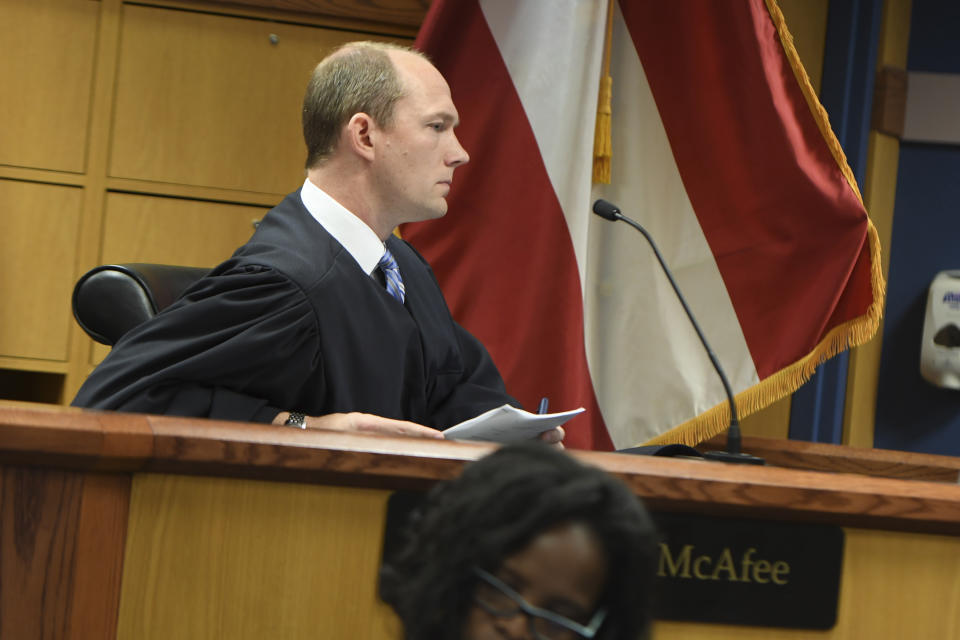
[592,76,613,183]
[592,0,615,184]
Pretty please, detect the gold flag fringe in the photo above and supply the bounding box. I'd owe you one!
[593,76,613,183]
[639,0,886,448]
[592,0,615,184]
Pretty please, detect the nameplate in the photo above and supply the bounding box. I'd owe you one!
[379,494,844,630]
[652,512,844,629]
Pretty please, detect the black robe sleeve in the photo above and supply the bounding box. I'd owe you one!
[72,264,320,423]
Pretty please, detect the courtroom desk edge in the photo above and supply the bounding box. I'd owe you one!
[700,433,960,483]
[3,405,960,534]
[0,403,154,470]
[572,450,960,535]
[144,412,499,490]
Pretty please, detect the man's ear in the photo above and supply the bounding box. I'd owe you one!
[344,112,376,161]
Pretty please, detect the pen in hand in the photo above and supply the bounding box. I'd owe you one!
[537,397,549,415]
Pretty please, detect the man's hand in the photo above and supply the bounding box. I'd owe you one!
[538,426,565,449]
[273,411,443,439]
[274,412,563,445]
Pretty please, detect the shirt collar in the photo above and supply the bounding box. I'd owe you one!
[299,178,385,275]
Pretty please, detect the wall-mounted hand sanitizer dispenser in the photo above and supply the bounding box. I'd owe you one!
[920,270,960,389]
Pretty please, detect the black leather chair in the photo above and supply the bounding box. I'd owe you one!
[72,263,209,346]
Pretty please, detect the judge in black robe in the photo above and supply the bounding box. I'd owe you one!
[71,190,517,430]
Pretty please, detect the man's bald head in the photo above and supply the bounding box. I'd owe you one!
[302,41,431,169]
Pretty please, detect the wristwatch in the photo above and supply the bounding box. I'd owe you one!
[284,411,307,429]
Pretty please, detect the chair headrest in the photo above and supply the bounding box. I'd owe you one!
[72,263,209,346]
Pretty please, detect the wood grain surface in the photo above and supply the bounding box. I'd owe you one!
[0,465,81,639]
[0,465,130,640]
[2,404,960,534]
[115,474,399,639]
[0,0,99,173]
[198,0,429,28]
[108,4,404,195]
[701,433,960,482]
[66,473,131,639]
[0,180,84,362]
[2,404,960,639]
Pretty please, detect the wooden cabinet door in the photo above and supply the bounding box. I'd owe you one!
[100,192,266,267]
[0,180,83,361]
[0,0,99,173]
[109,4,401,194]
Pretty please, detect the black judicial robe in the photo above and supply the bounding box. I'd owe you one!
[72,192,517,429]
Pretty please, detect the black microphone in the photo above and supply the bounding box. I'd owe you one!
[592,198,764,465]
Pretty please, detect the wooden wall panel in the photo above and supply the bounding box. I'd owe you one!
[0,0,99,173]
[0,464,131,640]
[109,4,402,194]
[834,528,960,638]
[100,192,266,266]
[113,471,960,640]
[116,474,399,640]
[0,465,83,639]
[0,180,83,361]
[66,473,132,640]
[202,0,428,29]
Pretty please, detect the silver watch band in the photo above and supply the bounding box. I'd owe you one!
[284,411,307,429]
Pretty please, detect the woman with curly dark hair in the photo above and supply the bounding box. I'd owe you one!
[380,441,658,640]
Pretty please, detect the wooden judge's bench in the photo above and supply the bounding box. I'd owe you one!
[2,402,959,639]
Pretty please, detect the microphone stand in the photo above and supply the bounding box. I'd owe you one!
[593,199,764,465]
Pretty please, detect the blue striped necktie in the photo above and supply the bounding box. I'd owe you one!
[377,247,406,304]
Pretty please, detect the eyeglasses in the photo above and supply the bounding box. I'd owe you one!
[471,567,607,640]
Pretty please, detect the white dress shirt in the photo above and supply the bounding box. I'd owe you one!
[299,177,386,276]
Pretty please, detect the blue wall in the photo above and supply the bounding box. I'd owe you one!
[873,0,960,455]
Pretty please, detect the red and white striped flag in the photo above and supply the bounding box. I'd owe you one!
[403,0,884,450]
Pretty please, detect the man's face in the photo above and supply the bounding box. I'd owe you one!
[371,52,469,226]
